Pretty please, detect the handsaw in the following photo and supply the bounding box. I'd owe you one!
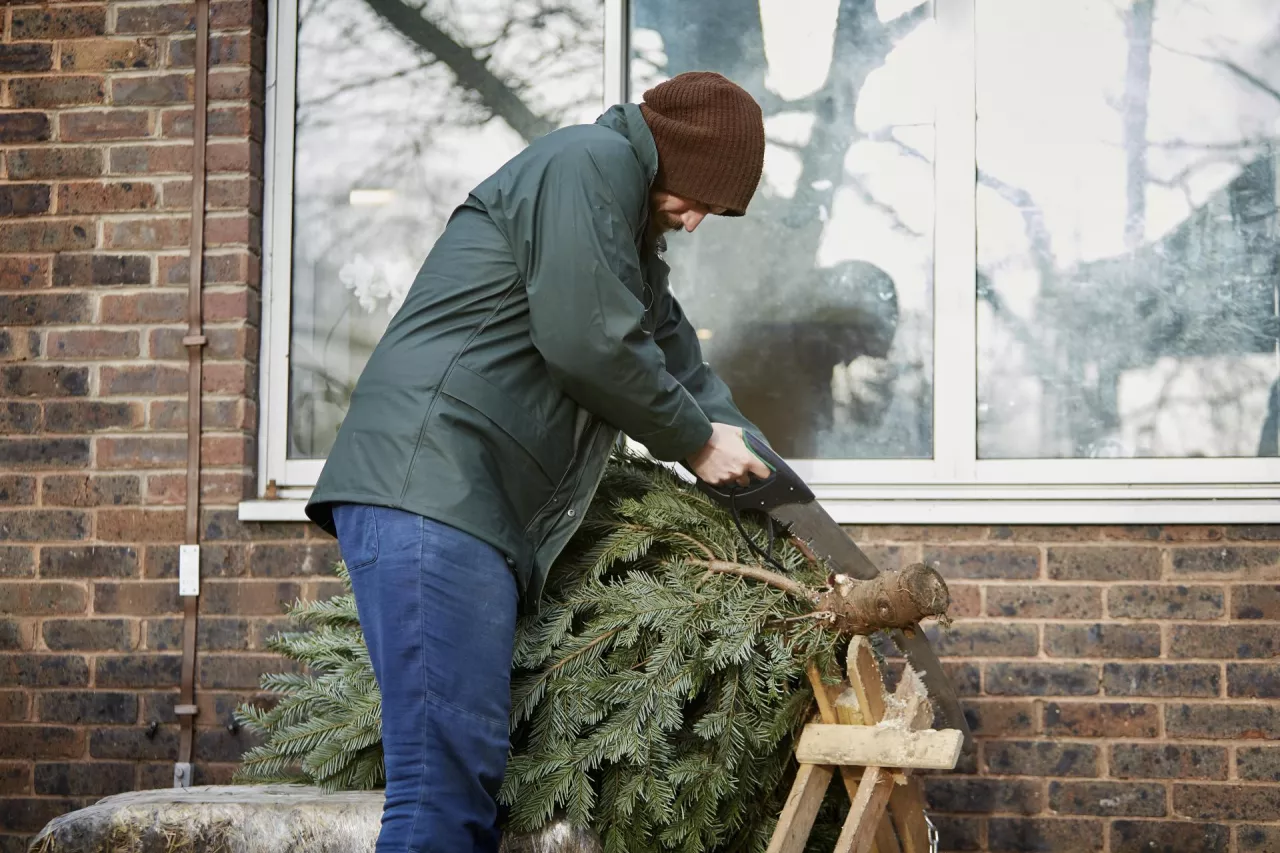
[697,431,974,761]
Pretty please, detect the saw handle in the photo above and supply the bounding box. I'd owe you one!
[695,431,815,511]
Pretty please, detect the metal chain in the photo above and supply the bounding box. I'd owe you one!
[923,810,940,853]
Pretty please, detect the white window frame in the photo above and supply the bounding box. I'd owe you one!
[244,0,1280,523]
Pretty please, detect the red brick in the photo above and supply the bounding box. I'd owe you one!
[1103,662,1220,697]
[1165,702,1280,739]
[925,546,1040,579]
[45,401,144,432]
[1112,820,1228,853]
[1108,584,1224,619]
[1,364,89,396]
[989,818,1103,852]
[158,251,256,287]
[46,330,140,359]
[9,76,104,108]
[0,726,82,760]
[0,401,41,432]
[206,68,262,102]
[1174,784,1280,821]
[0,184,50,216]
[108,143,192,175]
[0,582,87,615]
[42,618,135,651]
[204,288,256,323]
[10,6,106,38]
[0,112,51,144]
[96,509,184,543]
[0,546,32,578]
[0,43,52,72]
[144,542,247,579]
[1111,742,1228,778]
[206,213,257,248]
[200,435,252,467]
[115,3,199,33]
[99,291,185,324]
[210,0,258,29]
[1042,701,1159,738]
[100,365,188,396]
[962,699,1038,736]
[170,33,261,68]
[0,477,35,507]
[34,761,134,796]
[198,654,296,689]
[947,583,981,618]
[52,253,151,287]
[1048,546,1161,581]
[61,37,159,71]
[103,217,189,249]
[1171,546,1280,579]
[987,586,1102,619]
[0,328,40,361]
[928,622,1037,657]
[1171,624,1279,659]
[60,109,152,142]
[97,437,187,469]
[57,181,157,214]
[985,662,1100,696]
[42,475,140,508]
[0,220,94,252]
[160,105,256,139]
[0,257,50,290]
[0,438,90,469]
[1233,584,1280,619]
[1241,825,1280,852]
[150,326,254,360]
[111,73,193,106]
[991,525,1102,543]
[0,293,90,325]
[93,582,179,614]
[1045,624,1161,659]
[149,398,252,431]
[161,177,259,212]
[202,363,253,395]
[1049,781,1166,817]
[6,147,104,180]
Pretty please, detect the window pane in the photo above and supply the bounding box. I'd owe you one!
[631,0,936,459]
[287,0,604,458]
[977,0,1280,459]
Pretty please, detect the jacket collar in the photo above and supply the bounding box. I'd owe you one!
[595,102,659,188]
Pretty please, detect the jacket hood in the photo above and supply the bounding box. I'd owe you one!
[595,103,659,189]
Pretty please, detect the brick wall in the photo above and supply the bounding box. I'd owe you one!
[1,3,1279,853]
[852,525,1280,852]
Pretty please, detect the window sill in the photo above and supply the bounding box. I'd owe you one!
[238,493,1280,525]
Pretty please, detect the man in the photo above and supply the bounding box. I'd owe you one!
[307,71,773,852]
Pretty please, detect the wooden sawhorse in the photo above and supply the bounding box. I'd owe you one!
[767,636,962,853]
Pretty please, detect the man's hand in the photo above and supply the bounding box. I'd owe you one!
[687,423,773,487]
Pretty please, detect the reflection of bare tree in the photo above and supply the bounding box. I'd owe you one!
[975,0,1280,458]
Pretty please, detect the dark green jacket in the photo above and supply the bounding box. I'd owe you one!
[307,103,758,604]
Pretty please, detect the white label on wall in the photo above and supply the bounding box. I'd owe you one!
[179,545,200,596]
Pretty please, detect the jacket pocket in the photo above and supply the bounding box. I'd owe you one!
[439,364,572,483]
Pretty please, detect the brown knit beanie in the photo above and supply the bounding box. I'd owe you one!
[639,71,765,217]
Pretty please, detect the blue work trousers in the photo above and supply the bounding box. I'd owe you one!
[333,503,518,853]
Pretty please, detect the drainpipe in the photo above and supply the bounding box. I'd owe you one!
[175,0,211,788]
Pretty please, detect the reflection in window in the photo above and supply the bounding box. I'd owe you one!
[977,0,1280,459]
[287,0,604,458]
[631,0,936,459]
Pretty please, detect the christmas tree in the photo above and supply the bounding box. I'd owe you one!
[234,451,950,852]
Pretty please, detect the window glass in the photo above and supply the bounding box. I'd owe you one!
[631,0,937,459]
[976,0,1280,459]
[287,0,605,458]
